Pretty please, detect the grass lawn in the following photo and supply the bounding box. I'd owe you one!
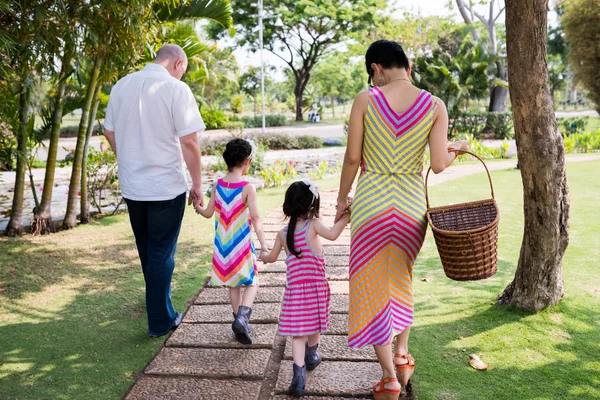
[586,117,600,133]
[1,161,599,399]
[412,159,600,399]
[0,176,338,400]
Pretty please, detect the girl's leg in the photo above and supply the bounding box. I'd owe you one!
[307,332,320,347]
[305,333,322,371]
[292,336,308,367]
[240,284,258,308]
[289,336,308,396]
[373,344,401,391]
[229,287,241,315]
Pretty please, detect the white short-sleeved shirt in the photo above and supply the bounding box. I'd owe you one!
[104,63,205,201]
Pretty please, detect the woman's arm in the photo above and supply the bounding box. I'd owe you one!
[245,184,268,258]
[428,98,468,174]
[337,91,368,217]
[313,214,350,241]
[260,232,283,264]
[195,185,216,218]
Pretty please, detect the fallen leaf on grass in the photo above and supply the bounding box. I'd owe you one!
[421,276,431,283]
[469,354,489,370]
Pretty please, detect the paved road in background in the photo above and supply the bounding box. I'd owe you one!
[34,109,600,162]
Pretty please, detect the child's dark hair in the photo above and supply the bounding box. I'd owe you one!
[223,138,252,172]
[365,39,410,86]
[282,181,320,258]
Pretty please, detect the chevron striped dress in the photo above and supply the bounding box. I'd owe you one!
[279,220,331,337]
[348,87,432,348]
[210,179,257,287]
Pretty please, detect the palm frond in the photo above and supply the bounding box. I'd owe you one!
[154,0,233,29]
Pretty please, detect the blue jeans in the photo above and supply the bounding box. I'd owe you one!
[125,192,186,336]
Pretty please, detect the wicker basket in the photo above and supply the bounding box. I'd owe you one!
[425,150,499,281]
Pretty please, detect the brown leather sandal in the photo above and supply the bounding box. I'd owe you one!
[395,353,415,387]
[372,377,401,400]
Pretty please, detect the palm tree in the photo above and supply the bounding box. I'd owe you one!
[62,0,233,229]
[2,1,58,236]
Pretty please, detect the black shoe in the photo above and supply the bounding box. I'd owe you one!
[289,363,306,397]
[149,312,183,338]
[305,343,321,371]
[172,312,183,330]
[232,306,252,345]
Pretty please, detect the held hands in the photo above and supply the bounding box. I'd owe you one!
[258,246,270,263]
[335,197,353,223]
[188,183,204,209]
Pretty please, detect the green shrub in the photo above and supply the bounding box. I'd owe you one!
[485,112,514,139]
[252,133,298,150]
[59,124,102,138]
[558,117,589,136]
[453,133,511,160]
[199,137,229,156]
[449,111,513,139]
[231,95,244,115]
[297,135,323,149]
[86,146,122,214]
[200,105,229,130]
[200,134,323,156]
[241,114,288,128]
[563,130,600,153]
[260,160,298,188]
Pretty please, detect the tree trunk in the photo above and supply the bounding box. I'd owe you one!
[31,43,73,235]
[294,73,310,122]
[497,0,569,311]
[455,0,481,41]
[62,56,102,229]
[5,86,30,236]
[80,86,101,224]
[331,97,335,118]
[489,62,509,112]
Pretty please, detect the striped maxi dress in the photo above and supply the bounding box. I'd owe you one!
[348,87,433,348]
[210,179,258,287]
[278,219,331,336]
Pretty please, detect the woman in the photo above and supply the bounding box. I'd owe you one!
[336,40,468,400]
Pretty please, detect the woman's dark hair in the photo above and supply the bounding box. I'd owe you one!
[223,138,252,171]
[365,40,410,85]
[282,181,320,258]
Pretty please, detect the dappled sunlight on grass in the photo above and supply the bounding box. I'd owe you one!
[0,177,341,399]
[409,161,600,399]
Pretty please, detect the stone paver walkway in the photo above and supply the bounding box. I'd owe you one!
[123,154,600,400]
[124,192,381,400]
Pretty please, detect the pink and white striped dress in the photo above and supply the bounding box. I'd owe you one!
[278,219,331,337]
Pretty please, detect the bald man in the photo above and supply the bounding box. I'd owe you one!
[104,44,204,338]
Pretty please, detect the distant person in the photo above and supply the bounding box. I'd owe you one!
[260,180,350,397]
[336,40,468,399]
[103,44,205,338]
[194,139,268,345]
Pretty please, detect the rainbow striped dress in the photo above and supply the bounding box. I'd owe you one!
[278,220,331,337]
[210,179,257,287]
[348,87,433,348]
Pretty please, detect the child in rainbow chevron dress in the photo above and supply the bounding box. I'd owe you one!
[195,138,268,345]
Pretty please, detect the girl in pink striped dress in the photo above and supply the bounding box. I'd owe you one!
[261,180,350,397]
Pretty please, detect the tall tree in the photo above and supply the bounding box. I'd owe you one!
[562,0,600,113]
[31,4,77,234]
[454,0,508,112]
[497,0,569,311]
[210,0,385,121]
[2,1,56,236]
[239,65,272,116]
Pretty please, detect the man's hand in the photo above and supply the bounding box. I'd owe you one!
[189,184,204,208]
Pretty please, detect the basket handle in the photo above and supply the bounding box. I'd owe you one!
[425,149,495,209]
